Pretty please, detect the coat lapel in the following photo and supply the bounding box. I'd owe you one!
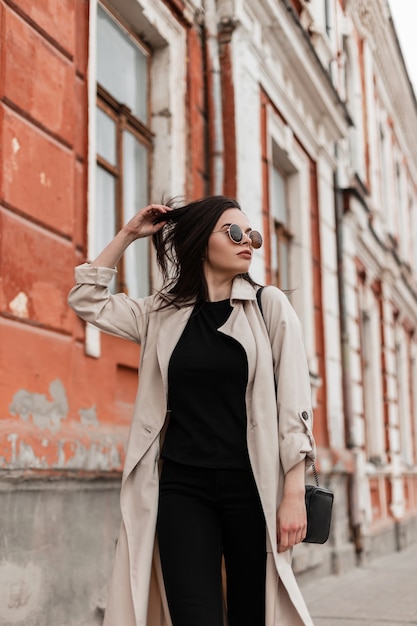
[156,304,194,399]
[122,304,194,483]
[218,303,257,386]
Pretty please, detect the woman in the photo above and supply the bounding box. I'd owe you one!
[68,196,316,626]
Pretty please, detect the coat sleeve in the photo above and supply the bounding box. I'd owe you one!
[68,263,151,344]
[260,286,316,474]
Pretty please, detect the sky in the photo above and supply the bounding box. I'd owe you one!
[388,1,417,96]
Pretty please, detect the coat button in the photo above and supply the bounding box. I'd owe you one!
[301,411,309,420]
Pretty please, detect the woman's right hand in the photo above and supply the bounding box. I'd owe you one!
[90,204,172,269]
[122,204,172,241]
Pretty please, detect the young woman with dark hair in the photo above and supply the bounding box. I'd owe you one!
[68,196,316,626]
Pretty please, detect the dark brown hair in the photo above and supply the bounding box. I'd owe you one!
[152,196,257,307]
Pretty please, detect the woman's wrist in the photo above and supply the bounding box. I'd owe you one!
[90,228,136,268]
[120,224,140,244]
[282,460,306,497]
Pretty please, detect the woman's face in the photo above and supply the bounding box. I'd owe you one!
[204,208,256,281]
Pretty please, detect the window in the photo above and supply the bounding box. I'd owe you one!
[411,346,417,465]
[360,301,385,464]
[95,3,152,297]
[409,194,417,272]
[378,125,387,212]
[261,97,316,379]
[395,162,408,261]
[324,0,332,38]
[343,36,366,180]
[270,161,292,291]
[378,121,395,233]
[395,163,402,213]
[395,327,413,467]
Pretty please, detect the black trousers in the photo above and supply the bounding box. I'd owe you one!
[157,461,266,626]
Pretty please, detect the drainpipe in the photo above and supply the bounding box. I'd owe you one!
[203,0,225,195]
[334,148,363,557]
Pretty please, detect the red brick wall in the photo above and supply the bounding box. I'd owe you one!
[260,91,271,285]
[309,159,329,448]
[187,24,208,198]
[218,28,237,199]
[0,0,135,473]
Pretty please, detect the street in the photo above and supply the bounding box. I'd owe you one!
[300,542,417,625]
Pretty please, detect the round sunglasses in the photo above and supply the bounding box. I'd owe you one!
[213,223,263,249]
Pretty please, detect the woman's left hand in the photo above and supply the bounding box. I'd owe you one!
[276,492,307,552]
[276,460,307,552]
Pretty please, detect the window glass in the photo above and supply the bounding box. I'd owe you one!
[95,166,116,249]
[324,0,332,37]
[97,5,148,122]
[123,131,149,298]
[379,125,388,213]
[96,107,116,166]
[361,304,385,462]
[271,166,287,224]
[279,239,290,291]
[95,165,117,291]
[396,333,413,466]
[95,3,151,298]
[270,158,291,289]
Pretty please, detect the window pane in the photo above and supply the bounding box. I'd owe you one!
[324,0,332,37]
[123,131,149,298]
[271,230,278,273]
[95,165,117,291]
[97,5,147,122]
[96,107,116,166]
[271,166,288,224]
[280,240,290,291]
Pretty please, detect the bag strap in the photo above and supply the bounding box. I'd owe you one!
[255,286,319,487]
[255,285,265,317]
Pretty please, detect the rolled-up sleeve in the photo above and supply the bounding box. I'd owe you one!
[68,263,149,343]
[261,288,316,474]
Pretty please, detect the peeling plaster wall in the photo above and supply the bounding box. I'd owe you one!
[2,379,125,472]
[10,379,69,434]
[0,481,120,626]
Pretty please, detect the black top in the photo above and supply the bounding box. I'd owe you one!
[162,299,250,468]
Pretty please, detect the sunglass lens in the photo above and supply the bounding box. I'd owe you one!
[249,230,263,249]
[229,224,243,244]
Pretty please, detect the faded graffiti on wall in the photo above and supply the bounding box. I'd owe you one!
[4,380,124,472]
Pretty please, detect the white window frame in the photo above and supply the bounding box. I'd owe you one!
[395,324,413,467]
[267,110,317,377]
[270,147,294,292]
[85,0,186,357]
[343,35,366,180]
[360,287,385,464]
[411,342,417,466]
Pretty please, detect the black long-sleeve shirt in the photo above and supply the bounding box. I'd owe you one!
[162,299,250,468]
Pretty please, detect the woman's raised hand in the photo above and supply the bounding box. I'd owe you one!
[90,204,171,269]
[122,204,172,241]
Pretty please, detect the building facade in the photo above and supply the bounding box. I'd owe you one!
[1,0,417,622]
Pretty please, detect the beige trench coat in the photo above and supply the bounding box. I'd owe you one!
[68,264,316,626]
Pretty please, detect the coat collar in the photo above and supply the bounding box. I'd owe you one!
[230,276,258,304]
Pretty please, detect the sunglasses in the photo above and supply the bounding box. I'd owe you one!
[213,224,263,249]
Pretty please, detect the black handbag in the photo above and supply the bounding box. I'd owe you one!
[304,464,334,543]
[256,287,334,544]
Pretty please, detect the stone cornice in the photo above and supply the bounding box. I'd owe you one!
[219,0,352,144]
[347,0,417,173]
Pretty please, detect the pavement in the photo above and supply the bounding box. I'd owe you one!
[300,542,417,625]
